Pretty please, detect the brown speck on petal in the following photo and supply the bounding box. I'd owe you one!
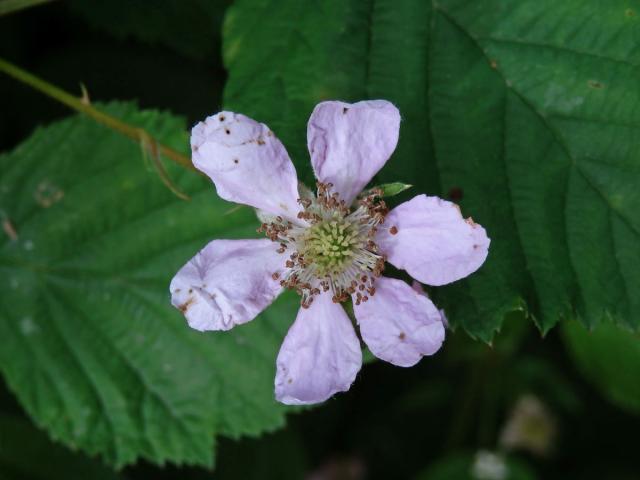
[343,107,349,114]
[233,158,239,164]
[398,332,406,340]
[389,225,398,235]
[179,297,196,313]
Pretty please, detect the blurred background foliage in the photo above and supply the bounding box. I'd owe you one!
[1,1,639,479]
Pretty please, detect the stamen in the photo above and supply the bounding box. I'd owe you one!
[261,182,388,306]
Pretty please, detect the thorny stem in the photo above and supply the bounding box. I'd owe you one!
[0,57,199,183]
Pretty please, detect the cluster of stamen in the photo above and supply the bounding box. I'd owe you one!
[259,182,388,308]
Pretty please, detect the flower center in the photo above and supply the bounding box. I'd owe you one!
[303,216,358,275]
[259,182,388,308]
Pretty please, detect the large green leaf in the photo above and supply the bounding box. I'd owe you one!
[562,321,640,415]
[222,0,640,340]
[0,103,298,468]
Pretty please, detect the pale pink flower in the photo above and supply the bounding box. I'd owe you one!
[170,100,490,405]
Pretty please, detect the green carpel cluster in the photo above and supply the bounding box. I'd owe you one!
[303,217,358,274]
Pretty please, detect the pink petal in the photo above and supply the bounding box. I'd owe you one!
[275,294,362,405]
[169,239,283,331]
[307,100,400,204]
[192,112,301,221]
[377,195,490,286]
[354,277,445,367]
[411,280,449,327]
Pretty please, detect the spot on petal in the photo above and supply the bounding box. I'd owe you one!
[179,296,196,313]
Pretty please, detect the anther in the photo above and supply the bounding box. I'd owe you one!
[259,181,388,307]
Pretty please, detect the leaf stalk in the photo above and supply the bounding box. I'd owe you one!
[0,57,199,200]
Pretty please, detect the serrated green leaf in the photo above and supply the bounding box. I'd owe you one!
[222,0,640,340]
[0,102,298,468]
[562,321,640,415]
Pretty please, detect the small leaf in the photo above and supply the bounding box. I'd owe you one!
[365,182,412,198]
